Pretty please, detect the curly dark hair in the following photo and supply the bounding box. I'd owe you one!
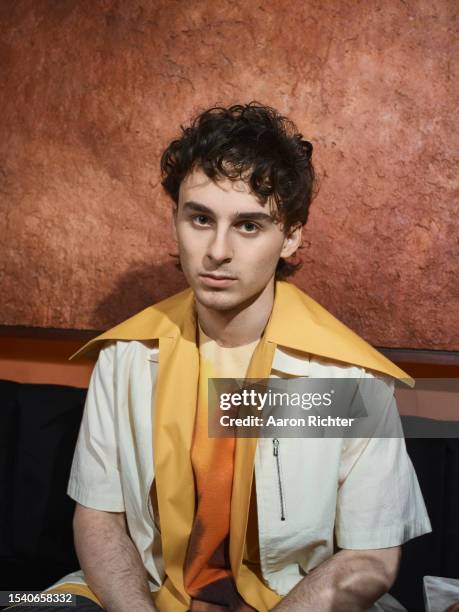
[160,101,317,279]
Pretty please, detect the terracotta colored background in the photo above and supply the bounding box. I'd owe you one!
[1,0,457,349]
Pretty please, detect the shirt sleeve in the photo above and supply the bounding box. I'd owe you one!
[67,340,125,512]
[335,372,432,549]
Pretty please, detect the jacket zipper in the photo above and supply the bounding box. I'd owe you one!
[272,438,286,521]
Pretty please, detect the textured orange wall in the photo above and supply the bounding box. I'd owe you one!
[0,0,457,349]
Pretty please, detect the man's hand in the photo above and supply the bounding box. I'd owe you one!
[271,546,401,612]
[73,503,158,612]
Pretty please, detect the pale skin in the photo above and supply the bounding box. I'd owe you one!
[270,547,402,611]
[73,166,401,611]
[173,166,302,348]
[73,504,157,612]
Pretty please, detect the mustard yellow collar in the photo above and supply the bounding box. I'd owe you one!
[70,280,413,387]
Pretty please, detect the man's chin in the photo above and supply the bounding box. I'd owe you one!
[193,285,242,311]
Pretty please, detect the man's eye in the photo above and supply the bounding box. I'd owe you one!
[192,214,210,225]
[239,221,260,233]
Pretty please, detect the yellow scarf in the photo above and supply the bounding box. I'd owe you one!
[65,280,412,610]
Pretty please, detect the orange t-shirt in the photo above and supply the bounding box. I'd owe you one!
[183,323,260,611]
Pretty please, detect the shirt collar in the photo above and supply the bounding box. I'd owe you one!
[70,280,413,386]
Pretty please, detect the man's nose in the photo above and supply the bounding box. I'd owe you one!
[206,228,233,264]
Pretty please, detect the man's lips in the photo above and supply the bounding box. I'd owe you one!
[199,273,237,287]
[200,273,237,280]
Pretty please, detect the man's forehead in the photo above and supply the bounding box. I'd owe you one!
[179,167,277,216]
[180,166,249,195]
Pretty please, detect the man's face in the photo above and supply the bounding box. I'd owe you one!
[173,166,301,312]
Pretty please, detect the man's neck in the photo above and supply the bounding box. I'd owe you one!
[195,279,275,348]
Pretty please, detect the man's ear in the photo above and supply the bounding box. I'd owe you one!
[280,223,303,259]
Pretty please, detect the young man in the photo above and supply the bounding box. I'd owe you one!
[35,103,430,611]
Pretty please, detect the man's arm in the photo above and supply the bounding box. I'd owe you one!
[271,546,401,612]
[73,503,157,612]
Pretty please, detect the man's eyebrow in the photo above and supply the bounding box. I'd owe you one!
[182,200,274,223]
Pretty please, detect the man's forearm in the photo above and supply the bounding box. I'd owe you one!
[271,547,401,612]
[73,506,157,612]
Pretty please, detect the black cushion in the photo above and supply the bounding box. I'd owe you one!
[0,380,87,592]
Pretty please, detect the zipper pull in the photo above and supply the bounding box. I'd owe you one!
[272,438,286,521]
